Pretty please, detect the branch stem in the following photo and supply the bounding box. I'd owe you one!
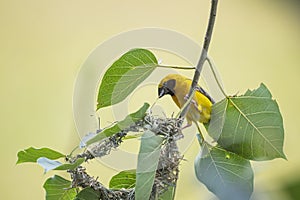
[157,65,195,70]
[175,89,196,119]
[206,56,227,97]
[180,0,219,119]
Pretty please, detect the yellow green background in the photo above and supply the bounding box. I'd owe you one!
[1,0,299,199]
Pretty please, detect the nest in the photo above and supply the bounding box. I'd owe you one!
[67,112,184,199]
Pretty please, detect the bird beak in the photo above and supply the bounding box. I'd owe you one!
[158,87,165,98]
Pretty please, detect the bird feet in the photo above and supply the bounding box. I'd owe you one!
[181,122,192,130]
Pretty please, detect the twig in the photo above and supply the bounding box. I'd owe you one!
[157,65,195,70]
[180,0,219,119]
[206,56,227,97]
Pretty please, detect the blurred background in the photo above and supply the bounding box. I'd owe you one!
[1,0,299,199]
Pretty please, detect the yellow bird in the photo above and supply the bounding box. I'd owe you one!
[158,74,214,128]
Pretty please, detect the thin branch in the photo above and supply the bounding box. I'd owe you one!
[180,0,219,119]
[195,121,205,145]
[206,56,227,97]
[157,65,195,70]
[175,89,196,119]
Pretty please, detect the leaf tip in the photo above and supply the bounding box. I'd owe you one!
[281,152,288,161]
[259,82,268,89]
[96,102,104,110]
[16,151,23,165]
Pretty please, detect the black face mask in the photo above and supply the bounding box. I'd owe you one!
[158,79,176,98]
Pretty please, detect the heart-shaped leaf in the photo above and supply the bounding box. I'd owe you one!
[109,169,136,189]
[97,48,157,109]
[208,83,286,160]
[16,147,64,164]
[43,175,76,200]
[74,187,101,200]
[195,143,253,200]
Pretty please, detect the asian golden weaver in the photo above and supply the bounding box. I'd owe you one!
[158,74,215,128]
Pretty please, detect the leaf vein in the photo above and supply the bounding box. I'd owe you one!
[229,98,283,157]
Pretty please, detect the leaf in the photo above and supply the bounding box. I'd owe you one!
[135,130,164,200]
[244,83,272,98]
[158,186,175,200]
[37,157,62,173]
[86,103,149,146]
[206,99,227,139]
[123,132,143,140]
[43,175,76,200]
[37,157,84,173]
[74,187,101,200]
[55,158,85,171]
[208,83,286,160]
[80,132,97,148]
[109,169,136,189]
[97,48,157,109]
[195,143,254,200]
[16,147,65,164]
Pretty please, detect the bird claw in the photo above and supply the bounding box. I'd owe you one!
[181,122,192,130]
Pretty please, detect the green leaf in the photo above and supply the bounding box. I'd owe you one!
[55,158,85,171]
[123,132,143,140]
[97,48,157,109]
[158,186,175,200]
[244,83,272,98]
[195,143,254,200]
[75,187,101,200]
[109,169,136,189]
[135,130,164,200]
[86,103,149,145]
[43,175,76,200]
[208,83,286,160]
[16,147,65,164]
[37,157,84,173]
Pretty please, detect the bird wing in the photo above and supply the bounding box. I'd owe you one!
[195,86,215,104]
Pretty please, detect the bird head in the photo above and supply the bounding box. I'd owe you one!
[158,75,177,98]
